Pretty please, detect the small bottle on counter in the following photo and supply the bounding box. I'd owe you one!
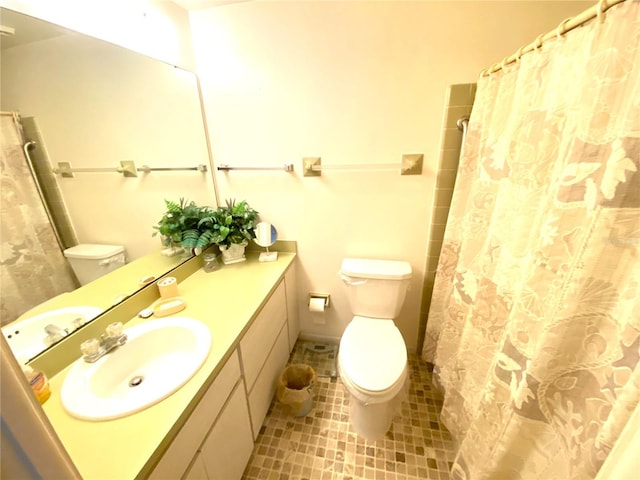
[203,253,220,273]
[21,365,51,404]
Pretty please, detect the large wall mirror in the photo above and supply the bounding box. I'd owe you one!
[0,7,217,362]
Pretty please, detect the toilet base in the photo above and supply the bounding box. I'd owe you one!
[349,399,393,441]
[346,387,406,441]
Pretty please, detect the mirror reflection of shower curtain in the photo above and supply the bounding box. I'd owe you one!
[0,112,78,327]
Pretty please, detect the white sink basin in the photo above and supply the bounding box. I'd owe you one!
[2,306,103,361]
[61,317,211,421]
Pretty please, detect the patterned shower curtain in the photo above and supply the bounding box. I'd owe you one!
[0,113,78,326]
[422,2,639,479]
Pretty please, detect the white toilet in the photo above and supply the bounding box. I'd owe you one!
[337,257,412,440]
[63,244,126,285]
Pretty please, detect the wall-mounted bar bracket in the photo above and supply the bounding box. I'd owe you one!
[53,162,74,178]
[303,157,322,177]
[401,154,423,175]
[117,160,138,177]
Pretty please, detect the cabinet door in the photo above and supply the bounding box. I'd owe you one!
[183,453,208,480]
[247,323,290,440]
[240,281,287,391]
[200,382,254,480]
[149,353,241,479]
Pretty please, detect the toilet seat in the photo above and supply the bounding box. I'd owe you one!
[338,316,407,397]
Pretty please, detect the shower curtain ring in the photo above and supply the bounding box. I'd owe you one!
[534,34,544,51]
[515,46,525,62]
[556,17,572,39]
[596,0,607,22]
[501,56,509,71]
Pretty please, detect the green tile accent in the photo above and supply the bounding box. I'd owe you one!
[436,169,458,190]
[448,84,474,106]
[435,188,454,207]
[432,206,451,225]
[443,105,473,129]
[426,254,440,274]
[420,82,476,353]
[21,116,77,249]
[439,149,463,170]
[429,224,446,244]
[442,128,464,150]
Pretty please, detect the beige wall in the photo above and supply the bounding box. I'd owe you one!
[192,1,592,351]
[0,0,195,70]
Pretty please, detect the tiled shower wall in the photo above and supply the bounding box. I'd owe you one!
[417,83,476,352]
[21,116,77,250]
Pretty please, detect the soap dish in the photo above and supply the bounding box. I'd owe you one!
[151,296,187,317]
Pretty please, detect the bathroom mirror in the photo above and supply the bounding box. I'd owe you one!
[254,222,278,262]
[0,8,215,360]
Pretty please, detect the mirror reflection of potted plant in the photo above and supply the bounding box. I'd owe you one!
[153,198,215,255]
[210,199,259,264]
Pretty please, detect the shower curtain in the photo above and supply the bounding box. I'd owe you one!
[422,3,639,479]
[0,113,77,326]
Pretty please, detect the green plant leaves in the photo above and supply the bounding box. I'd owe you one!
[153,198,259,250]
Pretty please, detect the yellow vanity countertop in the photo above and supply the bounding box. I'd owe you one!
[42,251,296,480]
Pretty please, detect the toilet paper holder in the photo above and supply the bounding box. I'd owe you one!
[308,293,330,308]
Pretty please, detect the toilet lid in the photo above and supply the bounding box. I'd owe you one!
[339,317,407,392]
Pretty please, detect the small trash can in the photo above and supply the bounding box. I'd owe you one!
[276,364,316,417]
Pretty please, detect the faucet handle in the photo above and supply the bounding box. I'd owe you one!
[106,322,124,338]
[81,338,100,357]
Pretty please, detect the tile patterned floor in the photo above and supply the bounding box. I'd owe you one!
[242,341,457,480]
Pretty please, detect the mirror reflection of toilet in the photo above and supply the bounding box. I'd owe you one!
[63,244,126,285]
[337,257,412,440]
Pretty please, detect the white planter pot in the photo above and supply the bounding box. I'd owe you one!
[219,241,248,264]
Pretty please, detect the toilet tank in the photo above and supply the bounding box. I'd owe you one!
[63,244,126,286]
[339,258,412,319]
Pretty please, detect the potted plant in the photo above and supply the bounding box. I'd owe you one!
[153,198,215,253]
[210,199,259,264]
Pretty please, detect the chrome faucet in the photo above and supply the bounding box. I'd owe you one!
[44,323,68,336]
[80,322,127,363]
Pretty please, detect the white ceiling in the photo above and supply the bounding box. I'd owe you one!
[171,0,253,11]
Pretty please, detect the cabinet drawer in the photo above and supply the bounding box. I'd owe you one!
[149,352,241,479]
[247,322,290,440]
[200,382,254,480]
[240,281,287,391]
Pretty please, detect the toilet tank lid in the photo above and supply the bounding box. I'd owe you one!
[340,258,412,280]
[64,244,125,259]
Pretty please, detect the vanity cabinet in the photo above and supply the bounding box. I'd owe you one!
[149,270,299,479]
[149,352,252,480]
[246,323,290,439]
[185,382,253,479]
[239,280,291,439]
[240,281,288,391]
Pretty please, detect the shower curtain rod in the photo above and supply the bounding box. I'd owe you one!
[481,0,626,76]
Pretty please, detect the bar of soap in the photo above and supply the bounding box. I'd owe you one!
[151,297,187,317]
